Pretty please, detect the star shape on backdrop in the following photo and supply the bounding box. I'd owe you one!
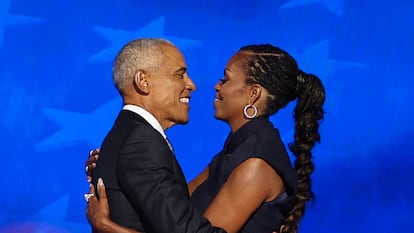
[275,40,365,137]
[281,0,345,16]
[0,0,44,47]
[88,16,203,63]
[0,195,89,232]
[297,40,365,115]
[38,39,364,151]
[296,40,365,82]
[35,98,121,151]
[39,16,205,151]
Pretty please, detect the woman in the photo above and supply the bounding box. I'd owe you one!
[85,44,325,233]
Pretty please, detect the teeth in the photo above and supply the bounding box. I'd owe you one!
[180,98,189,104]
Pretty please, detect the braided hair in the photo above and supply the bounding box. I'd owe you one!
[239,44,325,233]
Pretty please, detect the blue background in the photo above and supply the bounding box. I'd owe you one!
[0,0,413,232]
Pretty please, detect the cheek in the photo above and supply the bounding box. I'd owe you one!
[225,87,247,105]
[162,84,179,103]
[219,97,240,116]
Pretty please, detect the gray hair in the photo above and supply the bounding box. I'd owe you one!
[112,38,174,94]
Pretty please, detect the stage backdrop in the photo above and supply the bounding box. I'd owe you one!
[0,0,413,232]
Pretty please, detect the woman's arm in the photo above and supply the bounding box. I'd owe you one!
[86,179,141,233]
[203,158,284,233]
[188,166,209,196]
[85,152,281,233]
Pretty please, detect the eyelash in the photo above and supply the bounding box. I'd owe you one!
[219,78,228,84]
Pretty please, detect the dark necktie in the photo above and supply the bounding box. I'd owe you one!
[165,137,174,153]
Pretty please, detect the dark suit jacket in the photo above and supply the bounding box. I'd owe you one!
[92,110,224,233]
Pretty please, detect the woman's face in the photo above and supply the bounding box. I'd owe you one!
[213,52,252,129]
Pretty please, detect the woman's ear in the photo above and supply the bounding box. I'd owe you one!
[249,84,262,104]
[133,71,150,94]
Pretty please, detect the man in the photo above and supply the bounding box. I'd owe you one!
[90,38,225,233]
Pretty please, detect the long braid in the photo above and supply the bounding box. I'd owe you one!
[239,45,325,233]
[282,72,325,233]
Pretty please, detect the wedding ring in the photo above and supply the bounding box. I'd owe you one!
[84,193,95,203]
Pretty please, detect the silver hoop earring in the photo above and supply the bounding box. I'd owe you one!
[243,104,258,119]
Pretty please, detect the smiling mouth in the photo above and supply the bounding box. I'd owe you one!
[180,97,190,104]
[214,95,222,102]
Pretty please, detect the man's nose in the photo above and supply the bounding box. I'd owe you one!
[185,75,196,91]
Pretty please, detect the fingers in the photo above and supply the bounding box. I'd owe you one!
[97,178,107,200]
[87,149,100,163]
[85,184,97,203]
[91,148,100,158]
[89,148,100,158]
[84,184,97,205]
[85,148,101,182]
[89,182,96,194]
[86,164,96,183]
[86,184,96,224]
[86,178,109,227]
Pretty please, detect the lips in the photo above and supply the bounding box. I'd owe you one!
[214,94,222,102]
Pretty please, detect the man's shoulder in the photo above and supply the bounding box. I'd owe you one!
[111,110,156,133]
[117,117,169,154]
[99,110,155,149]
[116,110,148,125]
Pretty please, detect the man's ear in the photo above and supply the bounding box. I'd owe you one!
[133,71,150,94]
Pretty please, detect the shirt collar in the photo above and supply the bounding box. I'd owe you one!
[123,104,166,139]
[222,115,271,153]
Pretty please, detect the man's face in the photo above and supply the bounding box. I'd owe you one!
[149,44,196,129]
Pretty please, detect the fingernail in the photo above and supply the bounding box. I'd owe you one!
[98,178,103,186]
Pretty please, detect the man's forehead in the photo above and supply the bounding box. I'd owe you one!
[161,45,186,67]
[162,45,183,58]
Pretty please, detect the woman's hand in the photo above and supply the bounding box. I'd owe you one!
[86,178,110,228]
[86,178,139,233]
[85,149,100,183]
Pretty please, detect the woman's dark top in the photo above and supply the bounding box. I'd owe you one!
[190,116,298,233]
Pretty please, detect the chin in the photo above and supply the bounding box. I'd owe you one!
[214,113,224,121]
[177,116,189,125]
